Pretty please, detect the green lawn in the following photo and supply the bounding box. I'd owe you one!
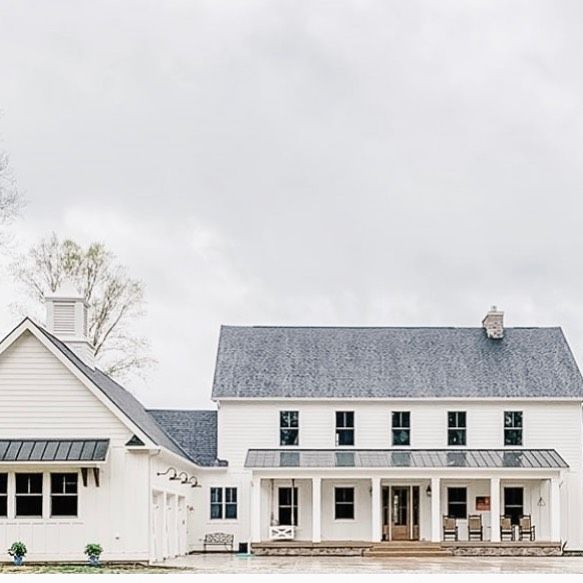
[0,563,183,574]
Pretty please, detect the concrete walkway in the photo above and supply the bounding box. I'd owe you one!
[157,553,583,573]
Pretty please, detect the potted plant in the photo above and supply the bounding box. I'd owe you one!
[84,543,103,567]
[8,541,27,566]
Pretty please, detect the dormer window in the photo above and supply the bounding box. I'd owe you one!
[280,411,299,446]
[335,411,354,446]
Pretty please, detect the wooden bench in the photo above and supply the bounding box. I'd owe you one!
[203,532,234,552]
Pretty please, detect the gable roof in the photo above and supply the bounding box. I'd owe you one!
[212,326,583,399]
[148,409,225,467]
[33,324,194,461]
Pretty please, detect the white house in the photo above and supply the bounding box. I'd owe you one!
[202,308,583,555]
[0,286,223,563]
[1,295,582,561]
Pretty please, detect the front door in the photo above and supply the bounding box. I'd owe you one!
[386,486,420,540]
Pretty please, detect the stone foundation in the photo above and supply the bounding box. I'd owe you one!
[449,544,562,557]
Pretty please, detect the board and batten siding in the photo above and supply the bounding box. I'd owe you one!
[0,329,154,561]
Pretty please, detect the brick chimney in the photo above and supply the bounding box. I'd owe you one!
[482,306,504,339]
[45,280,95,367]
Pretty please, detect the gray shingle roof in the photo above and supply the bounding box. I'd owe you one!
[212,326,583,399]
[148,409,225,467]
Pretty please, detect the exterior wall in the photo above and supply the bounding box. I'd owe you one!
[0,330,149,561]
[208,398,583,549]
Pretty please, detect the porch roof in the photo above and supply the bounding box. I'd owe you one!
[0,439,110,462]
[245,448,568,469]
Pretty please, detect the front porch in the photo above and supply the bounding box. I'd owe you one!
[250,474,562,546]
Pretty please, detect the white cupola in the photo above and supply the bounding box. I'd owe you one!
[45,280,95,367]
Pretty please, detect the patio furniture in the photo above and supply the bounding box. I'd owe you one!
[203,532,234,552]
[442,516,458,541]
[500,516,514,541]
[518,515,536,541]
[468,514,483,541]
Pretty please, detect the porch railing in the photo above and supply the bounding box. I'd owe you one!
[269,525,296,540]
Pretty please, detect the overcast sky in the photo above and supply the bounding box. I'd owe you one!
[1,1,583,409]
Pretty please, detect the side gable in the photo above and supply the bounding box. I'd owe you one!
[0,329,131,442]
[0,319,195,465]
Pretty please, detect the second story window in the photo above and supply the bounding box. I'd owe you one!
[335,411,354,446]
[280,411,299,446]
[448,411,466,446]
[392,411,411,446]
[504,411,523,446]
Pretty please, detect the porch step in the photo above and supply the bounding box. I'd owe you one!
[364,542,453,558]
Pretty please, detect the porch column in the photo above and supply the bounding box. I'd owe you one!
[371,477,382,542]
[430,477,441,542]
[251,477,262,543]
[550,476,561,542]
[312,477,322,543]
[490,477,501,542]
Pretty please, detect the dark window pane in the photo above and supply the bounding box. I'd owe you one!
[392,429,410,446]
[225,503,237,519]
[51,496,77,516]
[210,503,222,519]
[447,487,467,519]
[504,429,522,446]
[334,487,355,519]
[504,487,524,525]
[16,473,43,494]
[336,429,354,446]
[0,496,6,517]
[280,429,299,446]
[210,487,222,504]
[16,496,42,517]
[278,487,298,525]
[448,429,466,446]
[0,473,6,493]
[225,488,237,503]
[51,473,78,494]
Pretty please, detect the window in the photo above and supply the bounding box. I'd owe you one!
[0,474,7,517]
[210,487,237,520]
[278,487,298,526]
[51,473,78,517]
[280,411,299,446]
[392,411,411,446]
[336,411,354,446]
[504,411,523,446]
[504,487,524,525]
[15,473,43,517]
[225,487,237,519]
[448,411,466,446]
[335,487,355,519]
[447,487,467,519]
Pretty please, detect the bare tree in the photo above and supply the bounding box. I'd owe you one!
[11,233,155,379]
[0,151,23,248]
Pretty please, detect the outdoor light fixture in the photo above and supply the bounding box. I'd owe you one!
[178,472,189,483]
[537,496,546,507]
[426,485,432,497]
[157,467,178,480]
[188,476,201,488]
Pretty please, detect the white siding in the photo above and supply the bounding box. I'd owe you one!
[0,331,130,440]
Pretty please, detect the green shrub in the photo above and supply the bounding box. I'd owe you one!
[8,541,27,558]
[84,543,103,558]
